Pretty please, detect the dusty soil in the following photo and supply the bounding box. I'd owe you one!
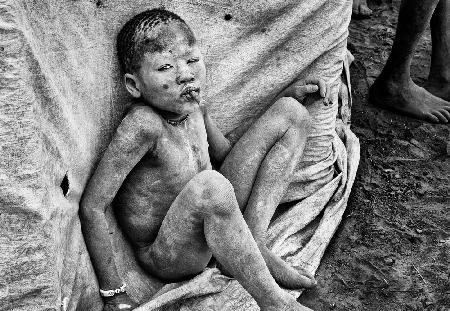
[299,1,450,310]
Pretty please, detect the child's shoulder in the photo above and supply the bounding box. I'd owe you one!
[119,103,163,141]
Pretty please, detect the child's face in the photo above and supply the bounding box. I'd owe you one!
[128,23,206,116]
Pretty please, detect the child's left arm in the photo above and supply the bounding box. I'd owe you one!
[200,101,232,164]
[197,76,329,164]
[276,77,331,106]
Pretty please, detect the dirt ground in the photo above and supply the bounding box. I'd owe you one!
[298,1,450,310]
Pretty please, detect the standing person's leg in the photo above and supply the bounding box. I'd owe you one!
[220,97,316,289]
[369,0,450,123]
[138,170,312,311]
[426,0,450,103]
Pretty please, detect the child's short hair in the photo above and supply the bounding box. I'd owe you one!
[117,9,196,74]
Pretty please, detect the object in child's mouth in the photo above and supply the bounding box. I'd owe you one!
[188,90,200,104]
[181,86,200,103]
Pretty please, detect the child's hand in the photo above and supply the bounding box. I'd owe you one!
[189,91,208,115]
[283,77,331,106]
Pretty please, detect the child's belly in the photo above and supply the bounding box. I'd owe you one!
[114,153,212,247]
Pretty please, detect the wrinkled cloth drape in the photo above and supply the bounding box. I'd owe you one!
[0,0,358,310]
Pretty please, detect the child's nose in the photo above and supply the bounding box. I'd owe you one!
[176,65,195,84]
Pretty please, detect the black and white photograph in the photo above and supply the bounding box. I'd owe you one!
[1,0,449,310]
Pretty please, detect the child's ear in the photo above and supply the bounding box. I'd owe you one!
[124,73,141,98]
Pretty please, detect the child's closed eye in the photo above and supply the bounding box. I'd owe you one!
[187,57,199,64]
[158,64,173,71]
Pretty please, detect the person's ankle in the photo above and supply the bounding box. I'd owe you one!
[373,74,410,93]
[428,74,450,87]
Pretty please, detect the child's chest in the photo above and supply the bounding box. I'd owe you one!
[152,115,212,178]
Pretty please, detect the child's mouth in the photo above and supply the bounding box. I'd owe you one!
[181,87,200,103]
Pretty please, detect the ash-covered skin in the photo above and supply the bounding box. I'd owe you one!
[117,9,196,74]
[80,8,331,311]
[122,20,206,120]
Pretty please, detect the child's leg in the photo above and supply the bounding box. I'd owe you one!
[137,170,311,311]
[220,97,315,289]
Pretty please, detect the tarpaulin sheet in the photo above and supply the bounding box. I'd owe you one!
[0,0,358,310]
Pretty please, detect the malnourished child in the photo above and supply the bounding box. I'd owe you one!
[80,8,332,311]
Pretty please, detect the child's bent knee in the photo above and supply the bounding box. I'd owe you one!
[194,170,231,190]
[190,170,236,209]
[273,97,311,128]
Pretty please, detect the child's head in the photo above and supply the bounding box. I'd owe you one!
[117,9,206,116]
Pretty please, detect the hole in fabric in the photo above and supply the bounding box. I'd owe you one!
[60,172,69,197]
[224,14,232,21]
[0,47,4,52]
[94,0,104,8]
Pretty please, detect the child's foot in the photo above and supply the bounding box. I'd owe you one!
[369,77,450,123]
[281,300,314,311]
[352,0,372,18]
[260,244,317,289]
[261,296,314,311]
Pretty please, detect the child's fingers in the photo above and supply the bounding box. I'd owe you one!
[304,78,326,97]
[324,82,331,105]
[296,84,319,94]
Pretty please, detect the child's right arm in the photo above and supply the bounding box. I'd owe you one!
[79,106,161,310]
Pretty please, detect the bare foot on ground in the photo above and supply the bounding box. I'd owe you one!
[352,0,372,18]
[281,300,314,311]
[261,295,314,311]
[260,244,317,289]
[217,245,317,290]
[369,78,450,123]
